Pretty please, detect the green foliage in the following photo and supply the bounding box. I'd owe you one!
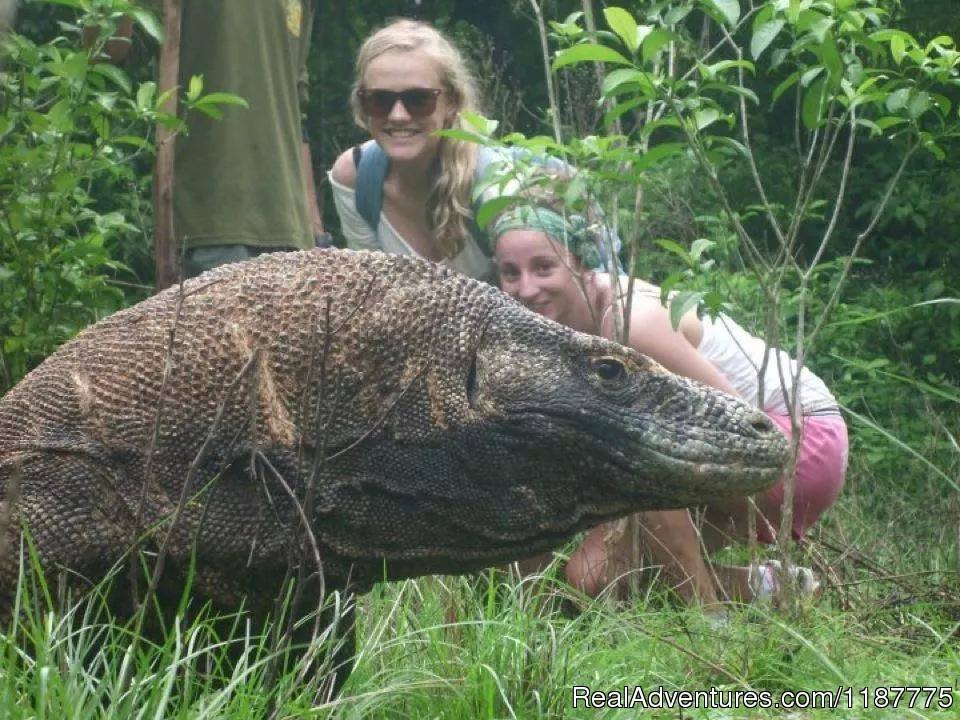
[0,14,155,391]
[0,2,252,391]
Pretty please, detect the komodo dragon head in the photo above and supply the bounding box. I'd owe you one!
[0,250,787,600]
[302,253,788,582]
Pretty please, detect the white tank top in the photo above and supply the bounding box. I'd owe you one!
[697,313,838,415]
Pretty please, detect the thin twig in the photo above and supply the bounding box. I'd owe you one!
[529,0,563,143]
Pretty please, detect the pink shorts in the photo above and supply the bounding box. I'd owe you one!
[756,413,848,543]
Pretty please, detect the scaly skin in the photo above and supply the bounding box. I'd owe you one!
[0,249,787,617]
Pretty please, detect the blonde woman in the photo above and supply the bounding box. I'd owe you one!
[329,19,493,280]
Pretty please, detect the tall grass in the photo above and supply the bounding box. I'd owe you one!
[2,468,958,720]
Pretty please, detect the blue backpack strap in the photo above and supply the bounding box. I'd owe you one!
[353,141,390,233]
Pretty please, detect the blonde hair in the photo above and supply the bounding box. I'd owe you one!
[351,19,482,258]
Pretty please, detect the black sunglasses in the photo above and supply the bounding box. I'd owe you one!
[357,88,443,119]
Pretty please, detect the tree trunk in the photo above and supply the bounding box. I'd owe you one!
[153,0,182,291]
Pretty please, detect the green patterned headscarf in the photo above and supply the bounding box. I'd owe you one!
[490,204,615,270]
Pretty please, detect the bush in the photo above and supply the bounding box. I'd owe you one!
[0,19,155,391]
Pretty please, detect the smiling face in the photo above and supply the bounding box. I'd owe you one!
[496,229,596,331]
[360,49,457,165]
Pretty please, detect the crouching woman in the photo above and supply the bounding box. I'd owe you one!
[490,199,847,605]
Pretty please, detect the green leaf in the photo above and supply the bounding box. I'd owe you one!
[664,4,693,26]
[91,64,131,94]
[641,29,675,64]
[874,115,908,131]
[602,96,645,127]
[884,87,909,113]
[772,70,800,104]
[703,82,759,105]
[818,34,843,83]
[689,238,715,261]
[136,81,156,111]
[925,35,955,53]
[549,13,584,39]
[709,135,750,158]
[113,135,151,149]
[869,29,917,45]
[700,59,756,79]
[800,66,824,87]
[552,43,632,71]
[197,92,249,108]
[787,0,803,23]
[931,93,952,118]
[654,238,691,263]
[47,98,73,131]
[63,51,89,82]
[38,0,88,8]
[187,75,203,102]
[694,107,720,130]
[461,110,499,137]
[669,291,705,330]
[890,34,906,65]
[801,76,828,129]
[702,0,740,28]
[922,139,945,161]
[129,7,164,43]
[603,7,640,53]
[475,195,521,230]
[601,68,654,98]
[751,19,785,60]
[193,104,223,120]
[906,91,931,119]
[634,142,685,170]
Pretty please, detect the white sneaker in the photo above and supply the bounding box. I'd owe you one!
[749,560,820,601]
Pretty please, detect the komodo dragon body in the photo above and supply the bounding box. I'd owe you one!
[0,249,786,616]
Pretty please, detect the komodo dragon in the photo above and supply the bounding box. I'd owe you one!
[0,249,786,653]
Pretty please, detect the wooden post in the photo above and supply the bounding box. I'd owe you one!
[153,0,182,291]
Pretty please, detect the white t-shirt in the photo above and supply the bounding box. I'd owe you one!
[697,313,838,415]
[328,172,494,282]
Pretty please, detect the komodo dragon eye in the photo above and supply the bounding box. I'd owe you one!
[589,356,627,383]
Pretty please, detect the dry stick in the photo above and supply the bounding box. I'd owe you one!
[289,300,342,666]
[581,0,629,344]
[780,102,848,269]
[117,348,260,697]
[648,6,762,127]
[806,108,857,273]
[153,0,181,292]
[669,95,770,278]
[528,0,563,144]
[255,452,323,600]
[782,93,825,265]
[809,140,919,345]
[325,364,429,466]
[580,0,624,137]
[127,289,188,609]
[151,351,260,580]
[716,21,785,247]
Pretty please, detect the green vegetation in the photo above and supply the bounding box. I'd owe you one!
[1,0,958,717]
